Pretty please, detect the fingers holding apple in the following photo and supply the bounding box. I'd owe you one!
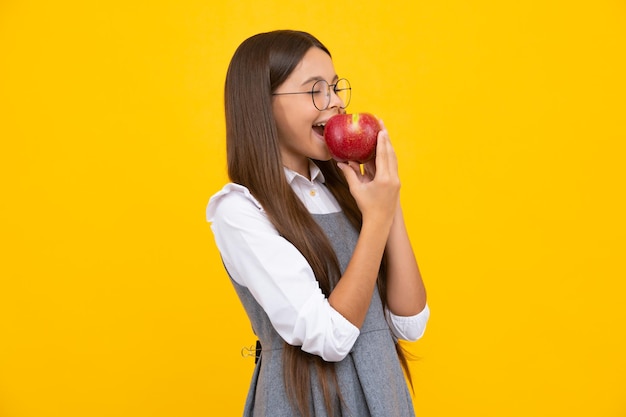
[337,160,366,185]
[372,124,398,176]
[333,120,401,222]
[363,122,389,170]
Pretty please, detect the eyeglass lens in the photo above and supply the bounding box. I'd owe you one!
[312,79,351,110]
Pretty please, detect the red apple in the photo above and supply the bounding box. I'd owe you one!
[323,112,381,163]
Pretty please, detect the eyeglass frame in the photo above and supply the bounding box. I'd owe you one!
[272,78,351,111]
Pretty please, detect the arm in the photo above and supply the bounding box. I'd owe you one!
[334,124,428,332]
[385,202,428,316]
[331,130,401,328]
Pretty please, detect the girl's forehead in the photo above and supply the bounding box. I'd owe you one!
[289,48,336,84]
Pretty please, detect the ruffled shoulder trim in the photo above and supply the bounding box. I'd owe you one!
[206,183,264,222]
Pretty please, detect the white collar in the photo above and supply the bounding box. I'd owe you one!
[283,160,325,184]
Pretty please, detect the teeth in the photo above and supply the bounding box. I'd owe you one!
[313,122,326,127]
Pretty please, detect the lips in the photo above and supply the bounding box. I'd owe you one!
[312,120,327,137]
[312,126,324,137]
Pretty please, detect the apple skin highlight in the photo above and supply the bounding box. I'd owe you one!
[323,113,381,163]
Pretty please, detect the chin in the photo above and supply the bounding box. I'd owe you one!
[310,154,332,163]
[315,148,333,162]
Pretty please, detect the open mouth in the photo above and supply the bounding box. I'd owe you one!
[312,121,326,137]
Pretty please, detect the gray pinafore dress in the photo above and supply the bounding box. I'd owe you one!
[229,212,416,417]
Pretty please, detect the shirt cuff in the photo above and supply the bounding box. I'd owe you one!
[294,295,360,362]
[386,303,430,341]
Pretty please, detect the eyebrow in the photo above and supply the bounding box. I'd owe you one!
[300,74,339,86]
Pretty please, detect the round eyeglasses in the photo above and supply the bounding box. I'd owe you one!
[272,78,351,111]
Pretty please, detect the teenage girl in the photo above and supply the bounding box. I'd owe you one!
[207,29,429,417]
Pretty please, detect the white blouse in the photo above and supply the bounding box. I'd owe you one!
[206,162,429,362]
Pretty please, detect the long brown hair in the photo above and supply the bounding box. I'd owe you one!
[224,30,410,417]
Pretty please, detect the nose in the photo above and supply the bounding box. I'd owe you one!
[327,86,345,110]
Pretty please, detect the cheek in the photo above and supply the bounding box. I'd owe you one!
[272,100,287,127]
[272,99,318,139]
[280,117,313,140]
[272,103,293,139]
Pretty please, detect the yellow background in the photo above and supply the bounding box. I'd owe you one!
[1,1,625,416]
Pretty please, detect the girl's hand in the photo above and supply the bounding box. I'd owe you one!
[337,122,400,225]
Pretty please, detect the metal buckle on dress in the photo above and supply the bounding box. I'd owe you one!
[241,340,262,364]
